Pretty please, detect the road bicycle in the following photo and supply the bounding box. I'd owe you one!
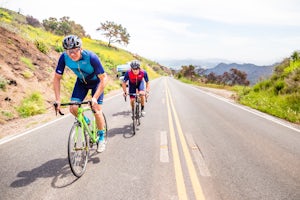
[54,101,108,177]
[124,93,147,135]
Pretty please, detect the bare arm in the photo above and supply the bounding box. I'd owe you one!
[53,73,62,103]
[122,81,127,94]
[92,73,108,102]
[146,81,150,93]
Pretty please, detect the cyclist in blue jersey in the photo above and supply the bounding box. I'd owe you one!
[53,35,107,153]
[122,60,150,116]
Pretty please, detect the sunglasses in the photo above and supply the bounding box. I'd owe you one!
[132,68,139,71]
[67,48,80,54]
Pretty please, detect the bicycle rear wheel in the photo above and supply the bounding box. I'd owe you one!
[68,122,89,177]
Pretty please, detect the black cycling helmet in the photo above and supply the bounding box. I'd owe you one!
[130,60,140,69]
[62,35,82,50]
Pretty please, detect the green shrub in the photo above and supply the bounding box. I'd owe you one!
[0,75,7,90]
[17,92,46,117]
[22,70,33,78]
[55,45,64,53]
[274,80,285,95]
[286,93,300,112]
[20,56,34,70]
[253,80,272,92]
[35,40,49,54]
[1,110,14,120]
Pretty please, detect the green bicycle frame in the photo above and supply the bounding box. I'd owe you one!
[75,106,98,144]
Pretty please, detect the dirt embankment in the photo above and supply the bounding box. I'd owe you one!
[0,26,60,123]
[0,26,60,137]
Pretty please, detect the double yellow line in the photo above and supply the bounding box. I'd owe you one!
[165,81,206,200]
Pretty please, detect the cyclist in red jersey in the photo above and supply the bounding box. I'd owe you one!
[122,60,150,115]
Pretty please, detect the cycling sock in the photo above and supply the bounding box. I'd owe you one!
[97,130,105,141]
[141,105,144,110]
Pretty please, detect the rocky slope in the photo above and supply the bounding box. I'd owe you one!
[0,26,59,123]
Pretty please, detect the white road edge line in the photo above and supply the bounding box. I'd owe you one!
[0,114,71,145]
[191,86,300,133]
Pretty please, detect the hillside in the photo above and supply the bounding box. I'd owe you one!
[0,8,171,127]
[237,58,300,124]
[0,25,60,123]
[201,62,276,85]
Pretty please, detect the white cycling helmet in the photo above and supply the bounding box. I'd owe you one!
[62,35,82,50]
[130,60,140,69]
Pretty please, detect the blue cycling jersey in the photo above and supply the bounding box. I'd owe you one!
[55,50,105,82]
[55,50,105,104]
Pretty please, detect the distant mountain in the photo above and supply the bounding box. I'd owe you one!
[158,58,233,69]
[198,63,276,85]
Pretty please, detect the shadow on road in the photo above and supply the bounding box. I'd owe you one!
[10,154,101,189]
[112,110,131,117]
[108,124,137,138]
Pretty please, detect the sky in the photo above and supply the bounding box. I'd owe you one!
[1,0,300,66]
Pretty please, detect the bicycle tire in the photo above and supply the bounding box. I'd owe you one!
[68,122,89,177]
[136,103,141,126]
[132,105,137,135]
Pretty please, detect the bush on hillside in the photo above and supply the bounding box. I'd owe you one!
[26,15,41,27]
[17,92,46,117]
[35,40,49,54]
[0,75,8,90]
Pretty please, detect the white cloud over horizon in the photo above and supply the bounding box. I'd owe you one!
[1,0,300,66]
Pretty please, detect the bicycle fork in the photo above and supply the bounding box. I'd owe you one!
[73,123,89,151]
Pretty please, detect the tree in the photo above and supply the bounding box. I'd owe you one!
[42,16,86,37]
[96,21,130,47]
[220,68,249,86]
[204,68,249,86]
[26,15,41,27]
[42,17,58,32]
[206,72,217,84]
[181,65,196,79]
[56,16,72,36]
[291,51,299,62]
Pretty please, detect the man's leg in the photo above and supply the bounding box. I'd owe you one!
[91,86,106,153]
[140,94,146,116]
[138,81,146,116]
[94,104,104,130]
[95,104,106,153]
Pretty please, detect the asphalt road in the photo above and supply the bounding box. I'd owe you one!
[0,77,299,200]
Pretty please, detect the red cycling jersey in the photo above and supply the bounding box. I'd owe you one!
[123,69,149,86]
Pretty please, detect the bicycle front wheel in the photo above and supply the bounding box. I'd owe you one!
[136,103,141,126]
[68,122,89,177]
[132,107,137,135]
